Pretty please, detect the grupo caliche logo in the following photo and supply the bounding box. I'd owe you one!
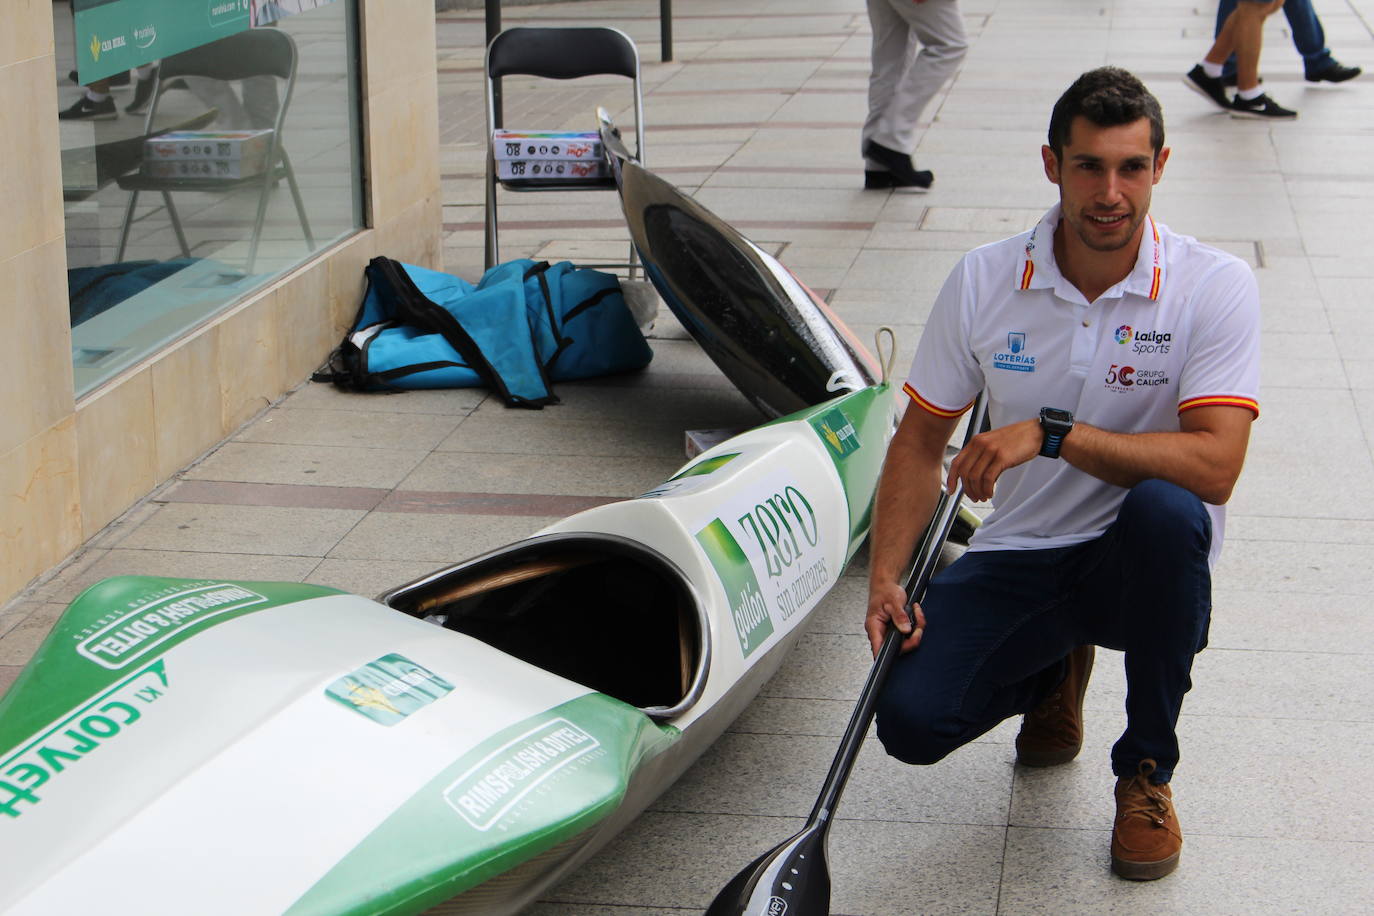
[1106,364,1170,392]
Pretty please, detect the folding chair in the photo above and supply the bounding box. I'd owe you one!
[484,27,645,273]
[115,28,315,273]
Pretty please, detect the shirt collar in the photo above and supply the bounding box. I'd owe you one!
[1014,203,1165,302]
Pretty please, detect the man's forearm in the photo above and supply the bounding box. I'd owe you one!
[868,435,946,590]
[1061,413,1250,505]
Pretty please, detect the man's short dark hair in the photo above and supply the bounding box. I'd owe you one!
[1047,67,1165,158]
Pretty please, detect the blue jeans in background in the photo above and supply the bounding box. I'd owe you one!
[875,479,1213,783]
[1216,0,1335,77]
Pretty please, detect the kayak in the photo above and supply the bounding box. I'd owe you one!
[603,116,881,420]
[0,382,895,916]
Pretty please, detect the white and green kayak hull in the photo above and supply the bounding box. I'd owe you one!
[0,385,894,915]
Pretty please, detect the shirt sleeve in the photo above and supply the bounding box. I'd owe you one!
[1177,257,1261,418]
[903,254,984,417]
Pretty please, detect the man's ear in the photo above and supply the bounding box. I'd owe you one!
[1041,144,1060,185]
[1152,146,1172,185]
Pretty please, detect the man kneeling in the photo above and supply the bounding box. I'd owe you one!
[865,67,1260,881]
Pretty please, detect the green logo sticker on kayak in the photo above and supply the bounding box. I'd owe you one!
[443,717,602,831]
[76,583,268,670]
[696,518,774,658]
[671,452,740,480]
[325,654,453,727]
[812,407,861,460]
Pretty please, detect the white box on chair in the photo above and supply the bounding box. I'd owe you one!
[144,129,274,165]
[492,130,603,162]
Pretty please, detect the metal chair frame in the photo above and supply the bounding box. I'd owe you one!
[115,28,314,272]
[483,26,645,274]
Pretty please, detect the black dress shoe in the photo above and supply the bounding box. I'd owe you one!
[1306,61,1362,83]
[864,168,933,191]
[863,142,933,190]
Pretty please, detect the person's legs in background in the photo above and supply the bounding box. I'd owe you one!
[861,0,966,189]
[1204,0,1298,118]
[1216,0,1360,83]
[59,77,117,120]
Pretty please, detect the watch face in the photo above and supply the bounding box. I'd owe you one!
[1042,408,1073,423]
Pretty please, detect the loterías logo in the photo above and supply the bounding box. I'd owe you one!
[1114,325,1133,345]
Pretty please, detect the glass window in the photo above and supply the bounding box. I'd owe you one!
[56,0,364,396]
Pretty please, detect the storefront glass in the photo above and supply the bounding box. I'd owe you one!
[56,0,364,396]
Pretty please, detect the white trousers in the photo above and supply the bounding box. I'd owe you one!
[862,0,967,168]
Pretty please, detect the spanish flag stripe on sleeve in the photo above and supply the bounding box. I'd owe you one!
[1178,395,1259,418]
[1020,260,1034,289]
[904,383,973,418]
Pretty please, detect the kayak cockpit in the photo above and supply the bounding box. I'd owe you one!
[380,533,709,719]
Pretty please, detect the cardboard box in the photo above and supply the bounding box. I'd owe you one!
[144,129,274,166]
[142,158,266,180]
[495,158,609,181]
[492,130,603,162]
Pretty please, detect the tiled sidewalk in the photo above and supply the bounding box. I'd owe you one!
[7,1,1374,913]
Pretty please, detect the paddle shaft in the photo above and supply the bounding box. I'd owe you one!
[806,392,989,825]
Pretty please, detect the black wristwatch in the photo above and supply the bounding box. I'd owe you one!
[1039,407,1074,459]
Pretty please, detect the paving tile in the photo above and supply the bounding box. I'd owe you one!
[0,606,70,666]
[654,730,1015,827]
[543,810,1005,915]
[326,511,554,563]
[184,441,431,489]
[234,405,466,450]
[117,503,366,557]
[31,548,321,605]
[434,412,687,458]
[1000,828,1374,916]
[398,451,681,497]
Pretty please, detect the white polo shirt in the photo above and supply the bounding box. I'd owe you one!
[904,203,1260,563]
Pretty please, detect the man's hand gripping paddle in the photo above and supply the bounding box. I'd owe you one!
[705,390,989,916]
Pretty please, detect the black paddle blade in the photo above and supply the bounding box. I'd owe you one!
[705,819,831,916]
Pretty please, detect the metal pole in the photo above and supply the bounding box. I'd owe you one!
[486,0,502,125]
[660,0,672,62]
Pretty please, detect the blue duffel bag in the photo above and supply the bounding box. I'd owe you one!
[318,257,652,408]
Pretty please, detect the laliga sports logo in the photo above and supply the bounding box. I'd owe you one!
[1114,325,1133,345]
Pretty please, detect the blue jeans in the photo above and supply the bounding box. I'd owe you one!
[875,479,1213,783]
[1216,0,1334,76]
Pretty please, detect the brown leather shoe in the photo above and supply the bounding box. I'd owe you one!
[1015,644,1094,767]
[1112,759,1183,880]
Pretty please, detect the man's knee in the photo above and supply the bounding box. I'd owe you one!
[874,691,962,766]
[1119,479,1210,548]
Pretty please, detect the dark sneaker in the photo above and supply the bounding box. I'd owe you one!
[863,141,934,191]
[1221,74,1265,87]
[1183,65,1232,111]
[1229,92,1298,119]
[126,77,156,114]
[58,95,117,121]
[1111,759,1183,881]
[1015,644,1094,767]
[1306,61,1362,83]
[864,168,933,192]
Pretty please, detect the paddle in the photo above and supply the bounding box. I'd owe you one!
[705,391,989,916]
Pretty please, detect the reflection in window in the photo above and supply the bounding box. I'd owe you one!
[56,0,363,396]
